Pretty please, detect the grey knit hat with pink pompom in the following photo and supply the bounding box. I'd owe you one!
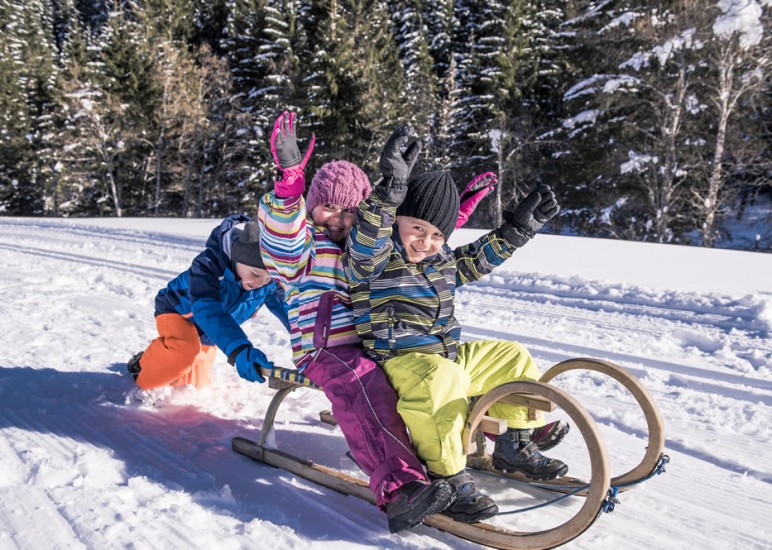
[306,160,372,213]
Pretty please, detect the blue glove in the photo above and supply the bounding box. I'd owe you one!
[228,345,271,383]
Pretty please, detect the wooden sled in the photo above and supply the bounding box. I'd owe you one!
[232,359,664,549]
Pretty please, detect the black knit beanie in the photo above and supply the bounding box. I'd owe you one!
[230,220,266,268]
[397,171,460,239]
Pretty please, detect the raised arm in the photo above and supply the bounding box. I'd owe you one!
[455,184,560,286]
[456,172,498,229]
[257,111,316,285]
[346,126,421,282]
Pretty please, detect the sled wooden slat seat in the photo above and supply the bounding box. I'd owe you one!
[479,415,508,435]
[319,408,508,437]
[319,409,337,425]
[497,392,556,412]
[267,377,296,390]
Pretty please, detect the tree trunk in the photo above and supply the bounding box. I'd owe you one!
[51,163,60,217]
[154,129,164,216]
[655,66,687,243]
[106,156,122,218]
[703,47,737,248]
[704,108,730,247]
[489,135,504,228]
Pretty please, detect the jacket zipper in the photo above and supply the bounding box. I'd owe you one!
[387,306,397,352]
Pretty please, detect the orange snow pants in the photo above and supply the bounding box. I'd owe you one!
[135,313,217,390]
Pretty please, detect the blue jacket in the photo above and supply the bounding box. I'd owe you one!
[154,214,290,359]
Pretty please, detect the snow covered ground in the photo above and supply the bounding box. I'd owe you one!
[1,216,770,549]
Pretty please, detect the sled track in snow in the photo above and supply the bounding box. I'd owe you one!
[457,283,767,335]
[0,220,205,282]
[0,219,205,250]
[0,242,179,282]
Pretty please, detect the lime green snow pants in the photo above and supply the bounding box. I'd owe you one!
[382,339,544,476]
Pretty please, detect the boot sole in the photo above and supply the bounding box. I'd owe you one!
[443,503,499,524]
[127,353,143,379]
[387,483,454,533]
[491,460,569,481]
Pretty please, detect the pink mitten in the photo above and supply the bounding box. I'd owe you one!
[270,111,316,197]
[456,172,497,228]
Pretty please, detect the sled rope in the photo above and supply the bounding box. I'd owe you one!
[497,454,669,516]
[496,484,588,515]
[496,483,619,517]
[601,486,620,512]
[612,453,669,490]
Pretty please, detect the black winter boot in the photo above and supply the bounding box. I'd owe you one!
[434,470,498,524]
[385,479,453,533]
[493,429,568,480]
[127,351,143,381]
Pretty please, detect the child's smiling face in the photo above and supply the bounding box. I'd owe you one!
[235,263,272,291]
[310,203,357,243]
[396,216,446,263]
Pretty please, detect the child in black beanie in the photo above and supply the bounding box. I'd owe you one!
[345,127,569,524]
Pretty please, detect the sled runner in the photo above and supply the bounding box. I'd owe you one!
[232,358,666,549]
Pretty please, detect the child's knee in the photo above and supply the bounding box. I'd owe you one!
[386,354,470,397]
[436,362,471,391]
[161,336,201,364]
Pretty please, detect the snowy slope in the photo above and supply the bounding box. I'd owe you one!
[1,217,770,550]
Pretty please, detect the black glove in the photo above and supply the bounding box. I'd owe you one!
[501,184,560,247]
[379,125,422,185]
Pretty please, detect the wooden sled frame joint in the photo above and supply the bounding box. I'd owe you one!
[497,392,555,412]
[268,376,300,390]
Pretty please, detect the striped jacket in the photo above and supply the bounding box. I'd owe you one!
[257,192,360,366]
[345,186,521,364]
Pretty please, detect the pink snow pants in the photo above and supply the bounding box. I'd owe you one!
[301,295,428,507]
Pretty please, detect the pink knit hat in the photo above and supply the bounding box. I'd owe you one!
[306,160,371,213]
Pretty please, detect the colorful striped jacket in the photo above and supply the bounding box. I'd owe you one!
[257,192,360,366]
[344,185,521,364]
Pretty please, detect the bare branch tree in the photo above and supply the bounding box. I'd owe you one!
[62,83,133,217]
[693,2,770,246]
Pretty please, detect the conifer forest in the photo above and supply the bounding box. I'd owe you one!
[1,1,769,248]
